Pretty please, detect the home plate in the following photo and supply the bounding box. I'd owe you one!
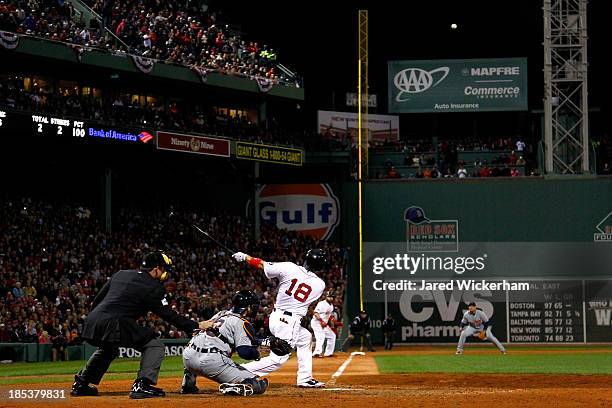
[323,388,365,391]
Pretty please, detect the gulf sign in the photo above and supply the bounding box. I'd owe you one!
[258,184,340,240]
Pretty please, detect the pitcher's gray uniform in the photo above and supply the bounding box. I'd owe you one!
[183,310,258,384]
[456,306,506,354]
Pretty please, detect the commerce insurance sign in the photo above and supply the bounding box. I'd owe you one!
[388,58,528,113]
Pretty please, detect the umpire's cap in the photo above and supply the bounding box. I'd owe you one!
[232,290,259,315]
[142,251,174,282]
[303,249,328,272]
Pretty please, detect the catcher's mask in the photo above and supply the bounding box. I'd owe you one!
[142,251,174,283]
[232,290,260,318]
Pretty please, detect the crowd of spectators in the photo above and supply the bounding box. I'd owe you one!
[88,0,291,83]
[0,0,298,86]
[0,198,349,355]
[362,136,535,179]
[0,0,106,46]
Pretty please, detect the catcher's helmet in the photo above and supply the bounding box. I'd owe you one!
[303,249,328,272]
[142,251,173,282]
[232,290,259,316]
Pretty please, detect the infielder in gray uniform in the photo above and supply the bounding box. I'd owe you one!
[181,290,291,396]
[456,302,506,354]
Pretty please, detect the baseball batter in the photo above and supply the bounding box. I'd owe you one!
[231,249,327,388]
[181,290,290,396]
[311,291,336,357]
[456,302,506,354]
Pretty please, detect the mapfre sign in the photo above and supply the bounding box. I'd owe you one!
[258,184,340,240]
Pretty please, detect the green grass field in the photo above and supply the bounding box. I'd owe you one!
[0,356,185,385]
[0,355,250,385]
[376,350,612,375]
[1,347,611,385]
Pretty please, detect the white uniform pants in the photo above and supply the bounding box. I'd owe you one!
[311,320,336,356]
[241,310,313,384]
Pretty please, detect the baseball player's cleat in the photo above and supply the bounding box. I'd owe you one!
[70,377,99,397]
[298,379,325,388]
[219,383,254,396]
[179,384,199,394]
[323,354,334,358]
[455,350,463,355]
[129,378,166,399]
[312,354,323,358]
[501,350,508,355]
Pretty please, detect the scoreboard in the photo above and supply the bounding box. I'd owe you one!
[0,108,153,145]
[31,113,86,138]
[378,279,612,344]
[507,280,584,343]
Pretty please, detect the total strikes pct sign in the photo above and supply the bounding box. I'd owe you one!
[388,58,528,113]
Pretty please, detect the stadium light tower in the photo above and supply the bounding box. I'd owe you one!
[543,0,589,174]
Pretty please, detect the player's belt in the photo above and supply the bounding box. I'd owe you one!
[274,308,294,316]
[189,344,229,357]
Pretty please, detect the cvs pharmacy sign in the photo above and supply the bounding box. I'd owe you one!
[258,184,340,240]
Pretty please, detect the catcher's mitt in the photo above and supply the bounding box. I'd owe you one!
[478,331,487,340]
[268,336,292,356]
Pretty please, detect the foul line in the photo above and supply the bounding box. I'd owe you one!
[327,351,364,386]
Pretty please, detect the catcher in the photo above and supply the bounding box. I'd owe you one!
[456,302,506,354]
[181,290,291,396]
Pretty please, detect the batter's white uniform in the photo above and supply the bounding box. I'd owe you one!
[311,299,336,357]
[241,261,325,385]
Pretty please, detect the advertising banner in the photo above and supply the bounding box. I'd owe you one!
[388,58,528,113]
[156,131,230,157]
[317,110,399,143]
[235,142,303,166]
[257,184,340,240]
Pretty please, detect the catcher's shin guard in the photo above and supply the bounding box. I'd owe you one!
[180,369,198,394]
[242,377,269,394]
[219,383,254,396]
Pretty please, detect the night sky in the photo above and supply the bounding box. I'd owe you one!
[213,0,607,135]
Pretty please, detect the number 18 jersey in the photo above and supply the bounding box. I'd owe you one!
[264,261,326,317]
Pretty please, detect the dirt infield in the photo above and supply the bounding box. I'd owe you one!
[1,349,611,408]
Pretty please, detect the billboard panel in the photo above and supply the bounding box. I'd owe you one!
[317,110,399,144]
[388,58,528,113]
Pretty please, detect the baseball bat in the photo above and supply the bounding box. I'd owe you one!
[192,224,236,254]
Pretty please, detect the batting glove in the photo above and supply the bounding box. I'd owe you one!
[232,252,248,262]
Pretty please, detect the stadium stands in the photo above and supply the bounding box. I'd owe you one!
[0,0,297,86]
[0,75,303,146]
[0,198,348,347]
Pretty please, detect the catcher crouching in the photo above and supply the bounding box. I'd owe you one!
[456,302,507,355]
[181,290,291,396]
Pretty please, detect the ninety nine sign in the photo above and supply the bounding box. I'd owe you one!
[236,142,303,166]
[156,131,230,157]
[388,58,528,113]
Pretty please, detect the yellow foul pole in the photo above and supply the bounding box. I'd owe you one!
[357,10,368,311]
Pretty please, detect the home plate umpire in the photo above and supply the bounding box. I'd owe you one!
[71,251,209,399]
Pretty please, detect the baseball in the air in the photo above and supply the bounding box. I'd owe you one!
[451,23,458,29]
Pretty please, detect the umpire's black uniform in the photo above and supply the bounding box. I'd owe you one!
[73,251,198,398]
[340,310,375,352]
